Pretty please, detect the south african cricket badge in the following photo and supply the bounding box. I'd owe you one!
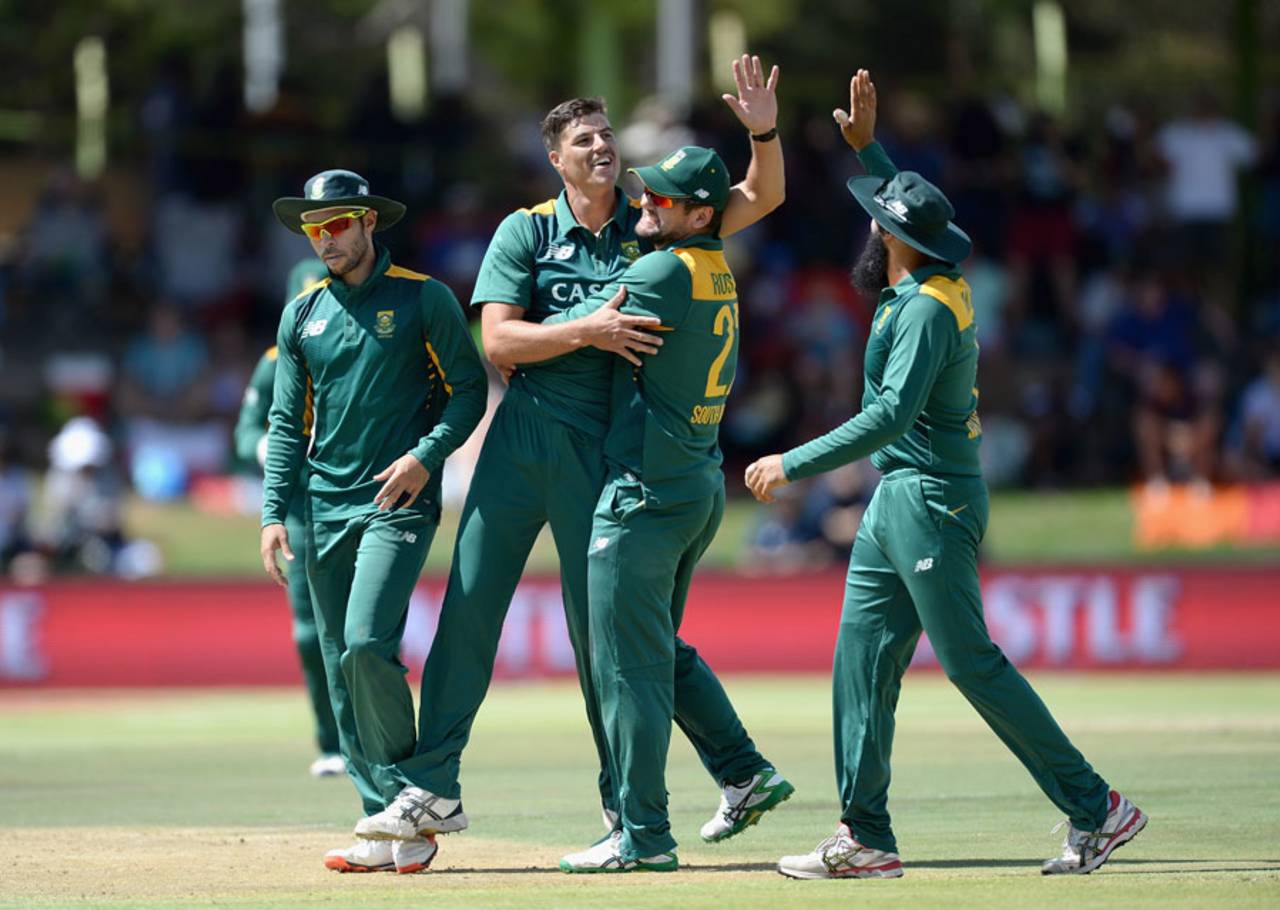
[375,309,396,338]
[621,240,641,262]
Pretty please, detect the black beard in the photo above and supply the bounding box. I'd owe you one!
[636,220,687,250]
[851,232,889,294]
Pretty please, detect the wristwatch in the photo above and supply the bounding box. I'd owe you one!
[751,127,779,142]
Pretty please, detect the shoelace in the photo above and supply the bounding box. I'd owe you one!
[1050,820,1107,857]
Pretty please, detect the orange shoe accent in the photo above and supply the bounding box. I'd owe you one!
[323,856,393,873]
[396,862,431,874]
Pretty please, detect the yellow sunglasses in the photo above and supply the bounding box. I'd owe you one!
[300,209,370,240]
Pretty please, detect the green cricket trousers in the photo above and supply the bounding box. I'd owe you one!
[307,505,437,816]
[284,509,339,757]
[392,389,767,816]
[835,467,1110,853]
[589,476,769,860]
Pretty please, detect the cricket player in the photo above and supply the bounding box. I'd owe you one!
[260,170,487,874]
[746,71,1147,880]
[234,258,342,780]
[357,57,792,850]
[548,145,782,872]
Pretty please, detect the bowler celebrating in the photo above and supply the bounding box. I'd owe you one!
[747,71,1147,880]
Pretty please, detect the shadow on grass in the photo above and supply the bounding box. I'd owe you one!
[430,858,1280,876]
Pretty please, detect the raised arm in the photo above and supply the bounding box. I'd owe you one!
[720,54,784,238]
[834,69,898,180]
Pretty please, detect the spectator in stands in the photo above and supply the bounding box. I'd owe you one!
[1006,112,1083,346]
[0,431,34,572]
[35,417,160,577]
[15,171,109,330]
[117,305,211,422]
[1231,349,1280,480]
[1155,92,1257,305]
[1106,271,1218,488]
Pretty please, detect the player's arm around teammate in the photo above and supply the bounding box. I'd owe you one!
[482,54,782,373]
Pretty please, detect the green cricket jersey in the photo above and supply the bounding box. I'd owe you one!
[548,234,739,507]
[781,142,982,481]
[471,188,648,438]
[234,347,280,467]
[262,245,487,526]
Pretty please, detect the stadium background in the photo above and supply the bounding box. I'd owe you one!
[0,2,1277,908]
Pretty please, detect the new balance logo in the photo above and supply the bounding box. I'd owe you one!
[913,558,934,573]
[593,537,610,552]
[301,318,328,338]
[397,531,418,544]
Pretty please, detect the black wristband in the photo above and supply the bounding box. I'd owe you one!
[751,127,778,142]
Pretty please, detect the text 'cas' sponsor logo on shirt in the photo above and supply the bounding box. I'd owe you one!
[302,318,329,338]
[542,241,576,261]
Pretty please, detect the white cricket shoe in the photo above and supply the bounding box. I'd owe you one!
[1042,790,1147,875]
[559,831,677,874]
[392,836,438,874]
[323,838,394,873]
[354,786,469,840]
[700,769,795,842]
[777,823,904,879]
[309,754,346,778]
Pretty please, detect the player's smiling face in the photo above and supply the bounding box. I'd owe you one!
[551,114,619,190]
[636,190,713,249]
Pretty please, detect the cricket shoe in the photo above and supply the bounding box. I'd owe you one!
[700,768,795,842]
[559,832,678,874]
[309,754,346,778]
[1042,790,1147,875]
[354,786,469,841]
[777,824,904,879]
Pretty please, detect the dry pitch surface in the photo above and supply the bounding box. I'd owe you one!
[1,675,1278,909]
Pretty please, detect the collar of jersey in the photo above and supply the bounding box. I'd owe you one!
[554,187,630,238]
[323,244,392,304]
[664,232,723,252]
[880,261,960,304]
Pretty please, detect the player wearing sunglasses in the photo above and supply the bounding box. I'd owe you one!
[357,57,792,862]
[261,170,487,873]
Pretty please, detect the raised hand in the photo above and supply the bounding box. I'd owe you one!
[722,54,779,136]
[833,69,877,151]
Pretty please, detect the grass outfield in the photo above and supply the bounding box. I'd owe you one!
[126,488,1280,577]
[1,675,1277,909]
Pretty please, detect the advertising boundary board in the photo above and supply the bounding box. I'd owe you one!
[1,567,1276,686]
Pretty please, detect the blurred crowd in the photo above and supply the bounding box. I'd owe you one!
[1,64,1279,576]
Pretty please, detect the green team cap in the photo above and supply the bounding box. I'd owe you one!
[629,146,731,212]
[284,257,329,306]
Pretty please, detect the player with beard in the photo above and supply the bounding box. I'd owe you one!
[261,170,487,873]
[358,57,792,857]
[746,71,1146,880]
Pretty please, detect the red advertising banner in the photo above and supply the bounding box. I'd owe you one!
[1,567,1276,687]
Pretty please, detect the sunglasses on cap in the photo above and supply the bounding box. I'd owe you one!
[300,209,370,240]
